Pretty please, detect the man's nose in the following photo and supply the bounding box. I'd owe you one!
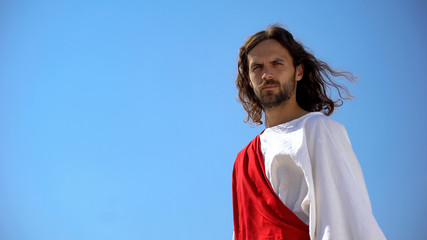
[262,69,273,80]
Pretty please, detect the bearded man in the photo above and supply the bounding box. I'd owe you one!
[232,25,385,240]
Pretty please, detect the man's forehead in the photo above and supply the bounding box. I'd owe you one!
[247,53,286,62]
[247,39,291,63]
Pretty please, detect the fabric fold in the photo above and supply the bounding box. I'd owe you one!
[233,134,310,240]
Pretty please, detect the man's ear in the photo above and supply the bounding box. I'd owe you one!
[296,64,304,81]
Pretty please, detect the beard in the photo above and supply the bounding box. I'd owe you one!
[255,72,297,109]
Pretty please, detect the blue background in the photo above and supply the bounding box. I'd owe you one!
[1,0,426,239]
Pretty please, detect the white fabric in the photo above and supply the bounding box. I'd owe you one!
[260,112,385,240]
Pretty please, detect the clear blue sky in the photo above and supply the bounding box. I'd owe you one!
[1,0,426,239]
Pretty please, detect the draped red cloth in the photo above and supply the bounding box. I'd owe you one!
[232,134,310,240]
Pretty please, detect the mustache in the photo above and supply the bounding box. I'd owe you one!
[259,79,280,89]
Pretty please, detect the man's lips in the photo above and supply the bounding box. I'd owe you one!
[262,84,278,90]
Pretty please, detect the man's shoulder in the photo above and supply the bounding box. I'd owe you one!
[236,133,260,156]
[301,112,350,148]
[303,112,345,131]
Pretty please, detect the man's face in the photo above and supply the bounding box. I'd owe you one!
[247,39,303,108]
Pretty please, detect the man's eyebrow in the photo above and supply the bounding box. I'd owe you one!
[249,62,262,68]
[271,57,286,62]
[249,57,287,68]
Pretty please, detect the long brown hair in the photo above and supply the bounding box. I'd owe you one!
[236,25,357,125]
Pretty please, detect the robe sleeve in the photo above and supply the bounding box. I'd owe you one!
[305,116,385,240]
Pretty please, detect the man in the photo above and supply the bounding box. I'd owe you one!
[232,25,385,240]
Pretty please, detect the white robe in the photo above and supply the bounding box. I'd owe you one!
[259,112,385,240]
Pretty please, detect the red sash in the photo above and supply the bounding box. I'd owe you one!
[232,134,310,240]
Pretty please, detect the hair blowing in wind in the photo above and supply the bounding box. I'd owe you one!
[236,25,357,126]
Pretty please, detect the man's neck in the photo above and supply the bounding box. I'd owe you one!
[264,97,308,128]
